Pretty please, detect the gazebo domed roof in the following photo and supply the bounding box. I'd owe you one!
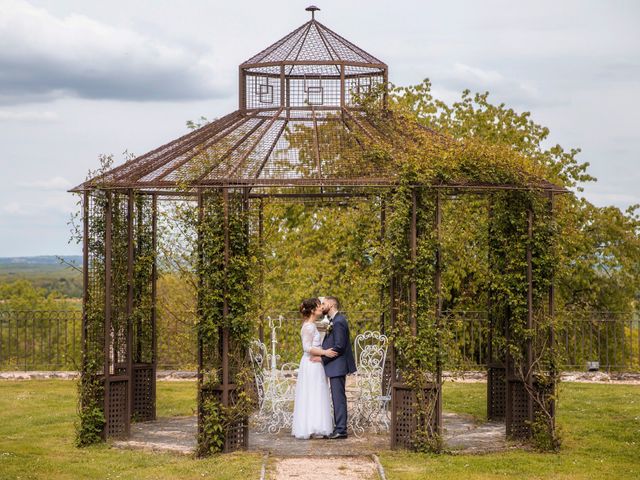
[73,7,393,192]
[241,6,386,77]
[71,7,566,194]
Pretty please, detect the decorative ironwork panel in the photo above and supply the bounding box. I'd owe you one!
[246,74,281,109]
[350,331,391,435]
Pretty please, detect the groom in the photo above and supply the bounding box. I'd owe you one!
[319,296,356,439]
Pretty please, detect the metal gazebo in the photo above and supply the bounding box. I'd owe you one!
[72,6,566,452]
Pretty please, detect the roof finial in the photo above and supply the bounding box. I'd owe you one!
[305,5,320,20]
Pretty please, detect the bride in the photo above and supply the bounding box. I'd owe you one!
[291,297,338,439]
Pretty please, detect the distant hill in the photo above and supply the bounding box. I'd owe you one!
[0,256,83,298]
[0,256,82,268]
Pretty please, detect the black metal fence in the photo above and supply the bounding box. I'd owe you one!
[1,309,638,371]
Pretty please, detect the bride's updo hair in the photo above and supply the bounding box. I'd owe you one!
[299,297,320,318]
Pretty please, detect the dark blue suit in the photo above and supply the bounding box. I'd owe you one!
[322,312,356,434]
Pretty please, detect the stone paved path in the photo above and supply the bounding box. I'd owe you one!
[112,416,196,455]
[112,411,508,456]
[442,412,507,453]
[270,456,378,480]
[250,429,388,456]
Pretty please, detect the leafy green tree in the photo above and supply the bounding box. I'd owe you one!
[0,279,64,310]
[392,80,640,314]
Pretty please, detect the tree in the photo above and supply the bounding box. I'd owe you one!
[391,79,640,315]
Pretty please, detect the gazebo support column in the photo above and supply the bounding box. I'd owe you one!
[221,188,231,410]
[125,190,134,433]
[506,204,535,438]
[391,187,444,449]
[258,198,265,343]
[196,191,204,443]
[151,193,158,420]
[102,191,112,438]
[434,189,443,435]
[548,192,556,427]
[487,194,506,420]
[196,187,248,454]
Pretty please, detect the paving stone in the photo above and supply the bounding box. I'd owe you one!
[109,412,515,456]
[271,456,378,480]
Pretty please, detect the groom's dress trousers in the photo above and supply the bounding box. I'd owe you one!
[322,313,357,435]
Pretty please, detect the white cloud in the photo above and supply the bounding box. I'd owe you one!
[453,63,505,85]
[0,110,59,122]
[581,192,640,209]
[0,0,231,104]
[0,190,77,219]
[1,201,29,215]
[443,63,544,106]
[17,176,72,190]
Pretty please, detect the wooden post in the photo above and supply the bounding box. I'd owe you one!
[410,189,417,336]
[280,65,285,109]
[126,190,134,435]
[379,196,386,334]
[340,64,346,107]
[547,191,556,424]
[103,190,112,437]
[196,191,204,438]
[389,273,397,448]
[382,68,389,108]
[239,67,246,112]
[81,191,89,368]
[258,198,265,343]
[434,189,443,434]
[222,187,230,408]
[151,193,158,420]
[526,207,534,427]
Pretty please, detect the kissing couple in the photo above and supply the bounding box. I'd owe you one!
[291,296,357,440]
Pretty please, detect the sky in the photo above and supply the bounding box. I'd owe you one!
[0,0,639,257]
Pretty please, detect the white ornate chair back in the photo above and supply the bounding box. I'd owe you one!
[249,339,268,405]
[354,330,388,397]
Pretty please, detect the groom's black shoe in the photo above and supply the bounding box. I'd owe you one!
[327,431,348,439]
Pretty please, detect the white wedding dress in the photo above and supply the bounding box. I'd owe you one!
[291,322,334,439]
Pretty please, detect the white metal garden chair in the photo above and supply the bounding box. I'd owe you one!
[249,338,298,434]
[348,330,391,436]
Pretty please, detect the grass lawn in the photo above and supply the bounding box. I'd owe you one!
[0,380,638,479]
[380,382,640,480]
[0,380,261,479]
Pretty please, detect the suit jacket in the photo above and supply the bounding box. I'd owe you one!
[321,312,357,377]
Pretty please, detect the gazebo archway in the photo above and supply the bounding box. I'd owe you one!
[72,6,566,453]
